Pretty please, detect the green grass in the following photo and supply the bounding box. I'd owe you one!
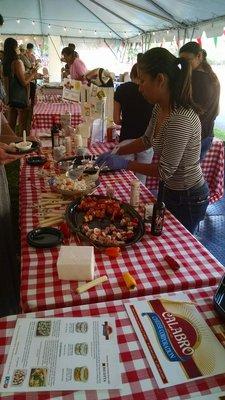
[5,160,20,257]
[214,128,225,141]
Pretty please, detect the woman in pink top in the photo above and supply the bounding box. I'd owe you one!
[61,47,87,81]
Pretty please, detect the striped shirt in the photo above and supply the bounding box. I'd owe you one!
[142,104,204,190]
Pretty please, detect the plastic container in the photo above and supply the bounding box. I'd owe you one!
[106,184,115,197]
[60,111,71,129]
[65,136,72,155]
[130,180,140,208]
[144,203,154,222]
[74,133,83,148]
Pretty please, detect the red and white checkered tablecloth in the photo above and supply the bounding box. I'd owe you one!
[32,102,82,129]
[1,286,225,399]
[145,138,224,204]
[19,147,225,313]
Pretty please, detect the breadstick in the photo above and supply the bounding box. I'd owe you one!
[41,212,64,218]
[41,192,62,198]
[39,213,64,221]
[39,218,64,227]
[39,203,69,209]
[160,298,197,306]
[38,199,69,205]
[76,275,108,294]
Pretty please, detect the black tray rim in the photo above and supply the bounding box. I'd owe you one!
[26,155,47,166]
[57,155,117,173]
[27,227,64,248]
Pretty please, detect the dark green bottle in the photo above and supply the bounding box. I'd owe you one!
[151,182,165,236]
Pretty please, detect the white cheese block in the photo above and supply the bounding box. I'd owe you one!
[57,246,95,281]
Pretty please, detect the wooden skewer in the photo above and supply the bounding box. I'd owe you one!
[76,275,108,294]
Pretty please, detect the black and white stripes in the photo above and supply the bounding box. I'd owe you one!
[142,105,204,190]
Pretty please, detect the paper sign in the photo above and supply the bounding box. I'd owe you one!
[0,317,122,392]
[125,295,225,388]
[62,79,81,102]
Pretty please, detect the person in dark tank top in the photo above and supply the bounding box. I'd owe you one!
[113,64,154,184]
[179,41,220,160]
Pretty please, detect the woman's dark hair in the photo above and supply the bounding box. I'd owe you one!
[179,41,219,86]
[137,53,143,63]
[0,14,4,26]
[27,42,34,50]
[68,43,76,50]
[130,63,138,80]
[179,41,201,56]
[138,47,195,110]
[61,46,74,57]
[2,37,18,76]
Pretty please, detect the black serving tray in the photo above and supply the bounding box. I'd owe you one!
[27,227,63,248]
[66,195,145,248]
[26,155,47,166]
[213,274,225,320]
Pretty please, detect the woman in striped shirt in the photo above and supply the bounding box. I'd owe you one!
[96,47,209,233]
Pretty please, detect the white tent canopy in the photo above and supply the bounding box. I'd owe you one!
[1,0,225,40]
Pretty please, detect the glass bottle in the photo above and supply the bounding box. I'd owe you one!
[151,182,165,236]
[51,116,60,148]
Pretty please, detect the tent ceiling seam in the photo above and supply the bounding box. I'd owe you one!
[38,0,44,36]
[145,0,186,27]
[87,0,145,33]
[113,0,178,25]
[76,0,123,39]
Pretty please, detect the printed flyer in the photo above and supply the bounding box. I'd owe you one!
[0,317,122,392]
[125,295,225,388]
[62,79,81,102]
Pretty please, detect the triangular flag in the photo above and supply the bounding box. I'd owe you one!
[213,36,218,47]
[196,37,202,47]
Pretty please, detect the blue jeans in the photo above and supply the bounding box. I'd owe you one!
[200,136,213,160]
[162,181,209,234]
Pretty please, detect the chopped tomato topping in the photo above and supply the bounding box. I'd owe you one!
[105,247,121,257]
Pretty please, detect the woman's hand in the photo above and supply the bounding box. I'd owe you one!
[94,152,111,166]
[95,153,129,171]
[0,146,23,165]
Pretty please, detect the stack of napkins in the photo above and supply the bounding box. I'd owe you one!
[57,246,95,281]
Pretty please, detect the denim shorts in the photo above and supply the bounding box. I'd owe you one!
[162,181,209,234]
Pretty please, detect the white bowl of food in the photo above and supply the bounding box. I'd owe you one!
[15,141,33,151]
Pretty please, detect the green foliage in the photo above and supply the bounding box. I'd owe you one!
[214,128,225,141]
